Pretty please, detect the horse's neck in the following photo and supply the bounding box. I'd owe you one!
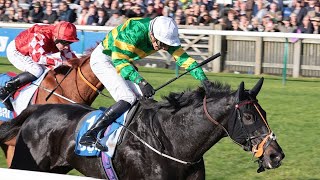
[72,64,103,104]
[155,96,234,161]
[39,64,102,105]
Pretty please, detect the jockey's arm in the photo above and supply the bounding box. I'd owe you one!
[60,48,78,67]
[167,46,208,81]
[60,47,78,60]
[111,53,144,84]
[30,51,63,68]
[28,37,77,68]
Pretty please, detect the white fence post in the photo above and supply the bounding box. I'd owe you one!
[293,40,302,78]
[255,37,263,75]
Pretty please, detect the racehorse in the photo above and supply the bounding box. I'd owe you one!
[0,77,285,179]
[0,52,104,167]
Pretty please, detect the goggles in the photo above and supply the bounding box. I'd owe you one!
[55,39,73,46]
[155,39,170,50]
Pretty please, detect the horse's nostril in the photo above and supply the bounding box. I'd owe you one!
[270,152,284,162]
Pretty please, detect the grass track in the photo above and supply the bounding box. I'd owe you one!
[1,57,320,179]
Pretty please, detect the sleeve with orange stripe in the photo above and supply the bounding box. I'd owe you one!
[111,52,143,84]
[168,46,207,81]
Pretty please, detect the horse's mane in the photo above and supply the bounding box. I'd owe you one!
[145,81,231,112]
[77,46,96,67]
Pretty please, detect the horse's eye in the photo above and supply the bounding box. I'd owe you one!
[242,112,255,125]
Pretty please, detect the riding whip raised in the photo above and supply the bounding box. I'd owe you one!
[154,52,221,92]
[45,67,73,101]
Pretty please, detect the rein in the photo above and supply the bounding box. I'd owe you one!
[203,96,276,158]
[116,122,202,165]
[34,84,76,103]
[77,66,109,98]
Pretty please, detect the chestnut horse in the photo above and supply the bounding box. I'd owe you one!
[0,53,104,166]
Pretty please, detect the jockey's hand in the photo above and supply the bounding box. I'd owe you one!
[138,79,155,98]
[63,61,72,67]
[66,58,80,69]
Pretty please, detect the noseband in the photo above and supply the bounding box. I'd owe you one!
[203,96,276,158]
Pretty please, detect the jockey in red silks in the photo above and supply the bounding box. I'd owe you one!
[0,21,79,110]
[80,16,208,149]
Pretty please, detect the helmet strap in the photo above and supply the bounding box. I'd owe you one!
[150,17,161,50]
[150,32,160,51]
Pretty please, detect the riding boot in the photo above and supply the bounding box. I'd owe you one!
[0,72,37,110]
[79,100,131,150]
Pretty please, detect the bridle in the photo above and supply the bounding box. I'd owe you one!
[203,96,276,158]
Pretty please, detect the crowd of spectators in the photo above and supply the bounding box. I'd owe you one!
[1,0,320,34]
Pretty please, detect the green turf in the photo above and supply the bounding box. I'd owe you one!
[1,57,320,179]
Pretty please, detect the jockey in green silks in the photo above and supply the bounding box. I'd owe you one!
[80,16,208,150]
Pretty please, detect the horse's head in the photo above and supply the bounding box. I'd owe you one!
[227,77,285,173]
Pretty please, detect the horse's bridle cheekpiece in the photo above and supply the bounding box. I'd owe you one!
[203,96,276,159]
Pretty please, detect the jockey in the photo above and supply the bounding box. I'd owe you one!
[80,16,208,149]
[0,21,79,110]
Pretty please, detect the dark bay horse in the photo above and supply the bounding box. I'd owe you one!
[0,53,104,166]
[0,78,285,179]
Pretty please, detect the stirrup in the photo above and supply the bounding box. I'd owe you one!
[79,135,97,146]
[95,141,108,151]
[80,130,108,151]
[95,130,108,151]
[79,136,108,151]
[0,92,14,111]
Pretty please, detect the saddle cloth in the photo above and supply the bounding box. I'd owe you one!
[0,73,16,121]
[0,70,49,120]
[75,108,128,158]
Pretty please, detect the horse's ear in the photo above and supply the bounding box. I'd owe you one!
[236,81,245,102]
[249,77,264,97]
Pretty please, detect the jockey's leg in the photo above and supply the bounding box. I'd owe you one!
[80,43,136,150]
[79,100,131,149]
[1,40,43,110]
[0,72,37,110]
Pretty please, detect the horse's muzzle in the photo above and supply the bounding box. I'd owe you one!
[257,140,285,173]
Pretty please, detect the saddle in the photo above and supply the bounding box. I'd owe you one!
[74,100,140,156]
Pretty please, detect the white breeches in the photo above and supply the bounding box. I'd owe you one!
[6,40,44,78]
[90,43,140,105]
